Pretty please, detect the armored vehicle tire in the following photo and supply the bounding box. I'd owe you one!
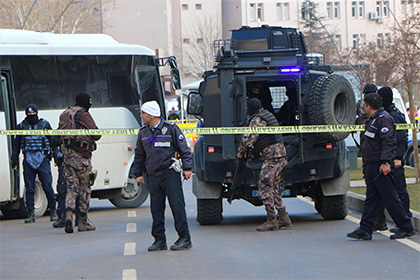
[308,74,356,141]
[109,177,149,208]
[315,193,347,220]
[197,198,223,225]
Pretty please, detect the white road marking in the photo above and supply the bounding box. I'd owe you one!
[128,211,137,217]
[127,223,137,233]
[297,196,420,251]
[122,269,137,280]
[124,242,136,256]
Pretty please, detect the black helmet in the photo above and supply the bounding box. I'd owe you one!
[363,83,378,94]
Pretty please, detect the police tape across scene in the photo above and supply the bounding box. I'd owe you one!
[0,123,418,136]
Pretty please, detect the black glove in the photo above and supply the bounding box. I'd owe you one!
[11,159,18,169]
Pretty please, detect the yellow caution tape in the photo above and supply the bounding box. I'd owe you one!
[0,123,418,136]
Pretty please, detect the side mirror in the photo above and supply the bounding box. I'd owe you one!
[187,92,203,115]
[171,68,181,90]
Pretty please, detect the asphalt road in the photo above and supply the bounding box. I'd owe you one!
[1,179,419,280]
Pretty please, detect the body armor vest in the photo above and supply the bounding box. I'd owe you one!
[20,119,50,153]
[59,106,92,151]
[252,110,283,154]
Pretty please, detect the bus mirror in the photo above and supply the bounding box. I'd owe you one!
[187,92,203,115]
[171,68,181,90]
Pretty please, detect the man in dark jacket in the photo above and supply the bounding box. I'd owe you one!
[11,104,57,223]
[59,93,101,234]
[347,93,415,240]
[373,86,411,232]
[132,100,193,251]
[237,98,291,232]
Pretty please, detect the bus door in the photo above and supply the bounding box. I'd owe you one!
[0,73,17,202]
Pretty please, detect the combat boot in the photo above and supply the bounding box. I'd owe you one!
[277,212,292,228]
[50,208,58,221]
[64,211,73,234]
[53,212,66,228]
[256,217,279,231]
[24,209,35,223]
[78,215,96,232]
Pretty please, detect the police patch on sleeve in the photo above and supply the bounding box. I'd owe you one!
[381,127,389,133]
[179,134,185,140]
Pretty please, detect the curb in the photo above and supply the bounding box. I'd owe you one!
[346,191,420,232]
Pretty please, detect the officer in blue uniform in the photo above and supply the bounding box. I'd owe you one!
[373,87,411,232]
[11,104,57,223]
[132,101,193,251]
[347,94,415,240]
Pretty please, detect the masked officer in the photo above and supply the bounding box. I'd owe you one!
[60,93,101,234]
[11,104,57,223]
[347,93,415,240]
[132,100,193,251]
[373,86,411,232]
[237,98,291,231]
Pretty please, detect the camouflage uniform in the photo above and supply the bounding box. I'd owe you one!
[63,148,92,214]
[238,116,288,223]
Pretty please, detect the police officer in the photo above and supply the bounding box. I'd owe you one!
[60,93,101,234]
[132,100,193,251]
[11,104,57,223]
[373,86,411,232]
[237,98,291,231]
[347,93,415,240]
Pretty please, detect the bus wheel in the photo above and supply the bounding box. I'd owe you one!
[109,177,149,208]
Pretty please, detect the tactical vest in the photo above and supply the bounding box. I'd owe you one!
[59,106,92,150]
[20,119,50,153]
[252,110,283,154]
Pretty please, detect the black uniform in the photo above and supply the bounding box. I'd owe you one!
[359,109,413,234]
[132,119,192,242]
[376,104,411,224]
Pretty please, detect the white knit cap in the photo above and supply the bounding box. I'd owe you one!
[141,101,161,117]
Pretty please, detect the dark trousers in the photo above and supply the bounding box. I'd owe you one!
[376,163,412,223]
[148,169,190,241]
[23,158,56,210]
[56,165,67,213]
[360,163,413,234]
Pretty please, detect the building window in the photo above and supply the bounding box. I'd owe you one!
[377,33,384,47]
[276,3,282,20]
[195,4,202,10]
[182,4,188,10]
[383,1,389,17]
[358,1,364,18]
[335,34,342,50]
[283,3,289,20]
[376,1,382,16]
[327,2,332,19]
[353,34,359,48]
[183,38,190,44]
[250,3,256,21]
[334,2,340,18]
[384,33,390,42]
[257,3,264,21]
[351,2,357,18]
[359,34,365,46]
[196,38,203,43]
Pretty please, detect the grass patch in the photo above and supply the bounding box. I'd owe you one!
[350,184,420,212]
[349,158,417,181]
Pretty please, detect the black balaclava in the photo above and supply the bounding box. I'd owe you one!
[377,86,393,109]
[75,92,92,110]
[25,104,39,125]
[247,98,262,116]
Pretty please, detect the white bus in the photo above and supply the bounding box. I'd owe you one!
[0,29,180,218]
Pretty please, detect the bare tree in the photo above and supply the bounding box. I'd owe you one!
[179,16,222,80]
[0,0,113,33]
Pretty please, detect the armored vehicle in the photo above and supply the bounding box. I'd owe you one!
[187,26,355,225]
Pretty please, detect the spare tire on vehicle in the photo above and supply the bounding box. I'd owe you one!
[308,74,356,141]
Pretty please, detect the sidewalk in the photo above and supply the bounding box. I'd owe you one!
[347,178,420,231]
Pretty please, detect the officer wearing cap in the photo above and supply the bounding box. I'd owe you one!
[347,93,415,240]
[132,100,193,251]
[373,86,411,232]
[11,104,57,223]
